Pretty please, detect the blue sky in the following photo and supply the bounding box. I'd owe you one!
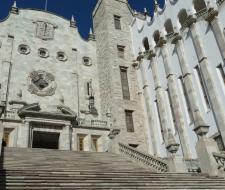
[0,0,164,39]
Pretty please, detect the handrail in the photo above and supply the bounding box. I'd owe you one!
[213,152,225,172]
[119,143,168,172]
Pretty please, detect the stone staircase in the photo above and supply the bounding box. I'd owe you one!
[0,147,225,189]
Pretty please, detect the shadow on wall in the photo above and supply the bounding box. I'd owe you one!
[0,142,6,190]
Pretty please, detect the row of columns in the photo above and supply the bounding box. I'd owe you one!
[138,7,225,159]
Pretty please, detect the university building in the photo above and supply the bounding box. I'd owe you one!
[0,0,225,189]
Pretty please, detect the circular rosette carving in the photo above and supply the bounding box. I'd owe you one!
[28,70,57,97]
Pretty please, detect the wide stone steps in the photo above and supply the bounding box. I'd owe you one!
[1,147,225,189]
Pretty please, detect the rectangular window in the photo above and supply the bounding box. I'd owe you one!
[178,76,193,124]
[125,110,134,132]
[120,67,130,100]
[214,134,225,151]
[114,15,121,30]
[194,65,210,109]
[117,45,125,58]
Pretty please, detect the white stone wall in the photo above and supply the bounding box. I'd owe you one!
[93,0,149,153]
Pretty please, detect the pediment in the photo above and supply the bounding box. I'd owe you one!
[18,103,41,115]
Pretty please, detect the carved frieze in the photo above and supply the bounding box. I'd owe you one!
[28,70,57,97]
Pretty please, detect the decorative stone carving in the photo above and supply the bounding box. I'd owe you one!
[38,48,49,58]
[27,70,57,97]
[18,44,30,55]
[83,57,92,66]
[57,52,67,62]
[34,21,57,40]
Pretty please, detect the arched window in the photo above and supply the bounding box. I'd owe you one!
[178,9,188,27]
[153,30,160,45]
[142,37,150,51]
[193,0,207,13]
[164,19,174,35]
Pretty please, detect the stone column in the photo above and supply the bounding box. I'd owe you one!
[189,20,225,143]
[174,37,209,132]
[205,2,225,61]
[17,121,30,148]
[150,56,169,145]
[59,125,71,151]
[160,42,192,159]
[138,59,160,156]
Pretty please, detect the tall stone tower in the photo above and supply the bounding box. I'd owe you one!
[93,0,149,152]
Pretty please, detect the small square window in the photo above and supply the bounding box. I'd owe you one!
[117,45,125,59]
[114,15,121,30]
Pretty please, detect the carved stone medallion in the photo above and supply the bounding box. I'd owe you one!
[34,21,57,40]
[28,70,57,97]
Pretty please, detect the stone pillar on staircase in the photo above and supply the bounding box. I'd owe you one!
[172,33,210,139]
[59,124,71,151]
[194,116,219,176]
[187,12,225,144]
[166,129,187,173]
[136,53,159,156]
[158,37,192,159]
[149,51,169,146]
[108,128,120,154]
[17,120,30,148]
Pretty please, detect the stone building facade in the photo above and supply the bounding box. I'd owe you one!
[0,0,148,153]
[131,0,225,160]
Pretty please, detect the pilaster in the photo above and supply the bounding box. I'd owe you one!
[17,121,30,148]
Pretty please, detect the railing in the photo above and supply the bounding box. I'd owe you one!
[195,8,208,18]
[213,152,225,172]
[119,143,168,172]
[217,0,225,6]
[77,118,108,129]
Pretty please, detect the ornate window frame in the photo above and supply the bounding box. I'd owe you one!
[38,48,49,58]
[18,44,31,55]
[57,51,67,62]
[83,57,92,66]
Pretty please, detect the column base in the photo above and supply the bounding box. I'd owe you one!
[167,155,188,173]
[196,137,219,176]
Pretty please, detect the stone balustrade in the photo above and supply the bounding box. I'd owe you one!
[5,110,16,120]
[77,118,108,129]
[118,143,168,172]
[213,152,225,172]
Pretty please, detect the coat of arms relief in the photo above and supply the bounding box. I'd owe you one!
[34,21,57,40]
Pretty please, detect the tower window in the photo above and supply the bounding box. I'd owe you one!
[114,15,121,30]
[125,110,134,132]
[120,67,130,100]
[117,45,125,58]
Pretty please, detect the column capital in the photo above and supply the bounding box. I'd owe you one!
[204,1,218,22]
[171,31,182,45]
[156,36,167,48]
[144,49,156,60]
[183,14,197,29]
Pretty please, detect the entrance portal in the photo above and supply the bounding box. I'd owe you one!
[32,131,59,149]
